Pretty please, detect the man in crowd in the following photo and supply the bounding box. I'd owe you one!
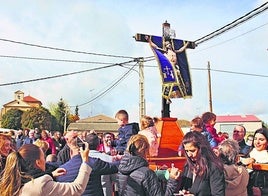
[56,132,119,196]
[233,125,251,155]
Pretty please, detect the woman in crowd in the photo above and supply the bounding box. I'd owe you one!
[139,115,160,157]
[218,139,249,196]
[117,134,180,195]
[40,130,57,156]
[0,143,92,196]
[178,131,225,195]
[0,133,13,173]
[34,139,60,172]
[240,128,268,165]
[239,127,268,195]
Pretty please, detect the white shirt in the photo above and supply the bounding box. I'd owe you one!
[89,150,114,163]
[250,148,268,163]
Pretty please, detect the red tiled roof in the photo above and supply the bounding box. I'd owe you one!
[216,115,261,122]
[23,95,41,103]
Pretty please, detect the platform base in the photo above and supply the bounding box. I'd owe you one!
[149,117,186,169]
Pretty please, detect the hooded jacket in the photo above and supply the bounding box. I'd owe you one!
[117,152,178,196]
[224,164,249,196]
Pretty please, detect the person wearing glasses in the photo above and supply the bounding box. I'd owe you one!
[233,125,251,156]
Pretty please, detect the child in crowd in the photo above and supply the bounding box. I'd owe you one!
[114,109,140,155]
[190,116,217,148]
[201,112,224,145]
[246,134,254,146]
[178,116,217,156]
[139,115,160,157]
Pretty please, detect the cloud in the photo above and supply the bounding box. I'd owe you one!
[0,1,267,126]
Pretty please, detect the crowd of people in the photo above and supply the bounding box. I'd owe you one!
[0,110,267,195]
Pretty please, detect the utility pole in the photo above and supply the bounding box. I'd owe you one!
[207,61,213,112]
[138,57,146,119]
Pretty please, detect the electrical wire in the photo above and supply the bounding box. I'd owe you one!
[194,22,268,52]
[191,67,268,78]
[0,38,135,59]
[194,2,268,45]
[0,3,266,90]
[72,62,138,107]
[0,59,136,86]
[211,68,268,78]
[0,54,114,65]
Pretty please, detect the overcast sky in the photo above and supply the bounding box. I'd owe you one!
[0,0,267,125]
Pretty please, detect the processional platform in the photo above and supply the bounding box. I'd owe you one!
[148,117,186,170]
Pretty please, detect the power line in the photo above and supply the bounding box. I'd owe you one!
[211,68,268,78]
[0,53,155,65]
[0,38,135,59]
[191,67,268,78]
[193,22,268,53]
[0,54,115,65]
[0,60,136,86]
[0,4,266,66]
[0,3,266,89]
[195,2,268,45]
[73,62,138,107]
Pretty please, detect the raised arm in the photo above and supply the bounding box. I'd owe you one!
[145,35,159,49]
[175,41,189,53]
[145,35,167,54]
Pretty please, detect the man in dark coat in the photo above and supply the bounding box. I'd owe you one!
[233,125,251,155]
[56,132,119,196]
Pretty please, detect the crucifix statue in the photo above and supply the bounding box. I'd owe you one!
[134,21,196,117]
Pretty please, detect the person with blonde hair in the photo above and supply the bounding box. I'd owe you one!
[34,139,60,173]
[139,115,160,157]
[34,139,49,154]
[0,133,13,173]
[0,143,92,196]
[117,134,180,195]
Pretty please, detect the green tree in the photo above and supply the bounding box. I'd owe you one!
[48,102,58,116]
[21,107,52,130]
[1,109,23,130]
[54,98,69,132]
[51,115,61,132]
